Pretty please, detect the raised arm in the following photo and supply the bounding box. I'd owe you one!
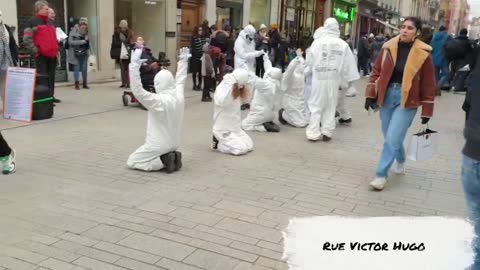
[129,49,165,111]
[175,47,191,97]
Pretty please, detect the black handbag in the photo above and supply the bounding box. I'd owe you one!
[74,48,87,57]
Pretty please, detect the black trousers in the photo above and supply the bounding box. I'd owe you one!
[256,57,265,78]
[36,56,57,97]
[203,76,215,98]
[191,59,202,88]
[120,59,130,86]
[0,132,12,157]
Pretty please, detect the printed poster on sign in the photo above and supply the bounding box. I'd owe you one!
[3,67,36,122]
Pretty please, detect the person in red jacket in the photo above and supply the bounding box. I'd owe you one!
[365,17,436,191]
[23,1,60,103]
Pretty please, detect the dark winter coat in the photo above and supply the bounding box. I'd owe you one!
[371,36,385,63]
[462,48,480,161]
[357,37,369,58]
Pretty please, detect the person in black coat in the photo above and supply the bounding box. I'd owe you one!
[191,26,205,90]
[357,34,369,76]
[451,29,474,92]
[460,45,480,270]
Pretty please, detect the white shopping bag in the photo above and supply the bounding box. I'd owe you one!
[120,43,129,60]
[88,54,97,72]
[407,128,438,161]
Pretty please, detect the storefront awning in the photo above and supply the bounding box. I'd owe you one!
[375,19,399,31]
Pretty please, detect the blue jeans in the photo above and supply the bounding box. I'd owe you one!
[73,55,88,82]
[435,63,449,88]
[376,84,417,177]
[462,154,480,269]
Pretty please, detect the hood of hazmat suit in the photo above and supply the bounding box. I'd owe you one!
[234,25,263,73]
[213,68,253,155]
[129,48,188,151]
[280,54,308,127]
[242,55,282,131]
[305,18,360,139]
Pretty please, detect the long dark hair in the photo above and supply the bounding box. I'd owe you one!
[403,17,422,34]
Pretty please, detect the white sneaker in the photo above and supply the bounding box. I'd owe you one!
[370,177,387,190]
[2,149,16,175]
[391,161,405,175]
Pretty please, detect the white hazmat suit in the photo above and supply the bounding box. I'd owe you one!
[127,48,191,172]
[212,69,253,155]
[242,54,283,132]
[279,49,308,127]
[305,18,360,140]
[234,25,264,73]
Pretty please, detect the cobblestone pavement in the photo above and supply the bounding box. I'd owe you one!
[0,78,468,270]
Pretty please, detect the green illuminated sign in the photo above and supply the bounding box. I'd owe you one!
[334,7,356,22]
[335,8,349,20]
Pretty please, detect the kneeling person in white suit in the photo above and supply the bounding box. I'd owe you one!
[127,47,191,173]
[212,69,253,155]
[241,53,283,132]
[279,49,308,127]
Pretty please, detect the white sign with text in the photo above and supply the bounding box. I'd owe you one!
[3,67,36,122]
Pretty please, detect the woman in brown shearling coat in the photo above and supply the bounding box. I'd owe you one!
[365,17,436,191]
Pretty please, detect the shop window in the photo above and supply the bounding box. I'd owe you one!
[250,0,271,28]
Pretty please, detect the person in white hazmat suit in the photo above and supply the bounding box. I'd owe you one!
[234,25,264,73]
[126,47,191,173]
[241,53,283,132]
[212,68,253,155]
[337,79,358,124]
[279,49,309,127]
[305,18,360,141]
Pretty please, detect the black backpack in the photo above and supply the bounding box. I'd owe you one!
[444,38,467,61]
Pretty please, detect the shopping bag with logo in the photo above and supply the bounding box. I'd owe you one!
[407,127,438,161]
[88,54,97,72]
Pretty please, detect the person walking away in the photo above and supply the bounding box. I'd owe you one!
[212,69,252,155]
[450,29,473,93]
[430,26,451,95]
[23,1,60,102]
[357,34,370,77]
[305,18,359,142]
[460,45,480,270]
[126,47,191,173]
[367,33,374,73]
[68,17,90,90]
[201,43,214,102]
[255,24,270,77]
[365,17,436,191]
[191,26,205,91]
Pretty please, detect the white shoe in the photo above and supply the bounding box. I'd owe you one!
[391,161,405,175]
[370,177,387,190]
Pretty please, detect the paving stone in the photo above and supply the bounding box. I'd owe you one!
[194,225,259,245]
[15,240,81,262]
[115,257,168,270]
[213,200,265,217]
[53,240,122,263]
[0,255,37,270]
[156,258,202,270]
[183,249,240,270]
[40,258,88,270]
[118,233,196,261]
[73,257,127,270]
[0,244,48,264]
[82,224,134,243]
[94,241,161,264]
[215,218,282,243]
[188,239,258,263]
[168,208,224,226]
[59,232,99,247]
